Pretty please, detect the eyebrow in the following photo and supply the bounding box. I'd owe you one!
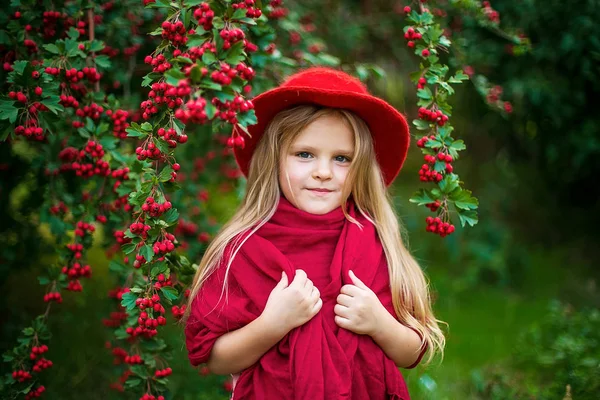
[290,144,354,156]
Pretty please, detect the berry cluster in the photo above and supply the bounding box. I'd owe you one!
[12,370,32,382]
[43,292,62,303]
[232,0,262,18]
[75,221,96,237]
[138,309,167,330]
[417,77,426,90]
[59,94,80,109]
[30,345,49,360]
[426,200,441,212]
[8,90,28,103]
[418,107,449,126]
[106,109,130,139]
[482,1,500,23]
[154,273,173,289]
[175,97,208,125]
[114,230,132,245]
[102,311,128,328]
[171,304,186,320]
[153,234,176,255]
[32,357,53,373]
[141,82,184,119]
[50,202,69,215]
[75,103,104,120]
[135,142,162,161]
[161,20,189,47]
[140,394,165,400]
[130,221,151,238]
[142,197,173,217]
[186,42,216,61]
[425,216,455,237]
[404,27,422,48]
[144,54,172,73]
[219,28,245,50]
[64,67,101,83]
[61,262,92,280]
[193,3,214,30]
[67,243,84,259]
[154,367,172,378]
[124,354,143,364]
[24,386,46,400]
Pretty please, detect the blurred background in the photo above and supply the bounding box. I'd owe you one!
[1,0,599,399]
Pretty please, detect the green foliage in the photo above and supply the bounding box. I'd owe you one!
[471,301,600,399]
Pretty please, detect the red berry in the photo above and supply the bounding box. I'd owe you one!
[421,49,430,57]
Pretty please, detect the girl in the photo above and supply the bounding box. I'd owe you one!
[184,67,445,399]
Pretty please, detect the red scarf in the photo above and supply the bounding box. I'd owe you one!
[185,196,419,399]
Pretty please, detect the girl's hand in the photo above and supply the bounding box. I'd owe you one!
[261,270,323,335]
[334,270,387,336]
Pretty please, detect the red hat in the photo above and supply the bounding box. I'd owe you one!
[234,67,410,186]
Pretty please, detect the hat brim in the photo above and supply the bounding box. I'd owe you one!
[234,85,410,186]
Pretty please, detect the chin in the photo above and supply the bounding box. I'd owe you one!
[298,199,339,215]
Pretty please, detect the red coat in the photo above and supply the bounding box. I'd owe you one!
[186,197,424,399]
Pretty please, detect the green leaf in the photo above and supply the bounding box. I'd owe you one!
[450,189,479,210]
[224,40,245,65]
[0,99,18,123]
[202,51,218,65]
[94,55,111,69]
[412,119,431,131]
[37,276,50,285]
[89,40,104,52]
[41,95,64,115]
[424,138,443,149]
[417,87,433,100]
[163,208,179,225]
[457,209,478,227]
[125,378,142,388]
[450,139,466,151]
[122,242,137,254]
[43,44,61,55]
[140,244,154,263]
[160,286,179,303]
[109,260,127,273]
[439,174,459,194]
[231,8,247,20]
[158,165,174,182]
[449,70,469,83]
[126,127,147,138]
[409,189,436,206]
[121,291,138,311]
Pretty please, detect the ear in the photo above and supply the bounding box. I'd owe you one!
[349,270,368,289]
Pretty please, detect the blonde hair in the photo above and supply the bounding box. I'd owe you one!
[183,105,446,365]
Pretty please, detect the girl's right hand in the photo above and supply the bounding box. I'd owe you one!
[261,270,323,335]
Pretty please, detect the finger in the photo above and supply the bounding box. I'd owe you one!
[340,284,359,296]
[312,297,323,314]
[334,304,350,318]
[334,315,350,328]
[349,270,368,290]
[290,269,307,288]
[275,270,288,287]
[311,286,320,301]
[336,293,352,306]
[304,278,313,291]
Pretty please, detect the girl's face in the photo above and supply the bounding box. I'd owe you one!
[279,114,355,215]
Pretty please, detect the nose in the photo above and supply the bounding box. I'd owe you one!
[312,158,332,181]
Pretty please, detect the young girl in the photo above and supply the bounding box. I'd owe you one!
[184,67,445,399]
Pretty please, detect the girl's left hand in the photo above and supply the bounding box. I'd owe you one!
[334,270,387,336]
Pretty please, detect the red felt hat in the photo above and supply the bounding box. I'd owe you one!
[234,67,410,186]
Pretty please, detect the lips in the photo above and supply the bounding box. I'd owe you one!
[307,188,332,192]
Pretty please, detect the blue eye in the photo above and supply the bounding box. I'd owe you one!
[335,155,350,163]
[296,152,312,158]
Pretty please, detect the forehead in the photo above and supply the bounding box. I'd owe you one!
[290,114,355,151]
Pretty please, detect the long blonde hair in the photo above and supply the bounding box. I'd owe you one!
[183,105,445,365]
